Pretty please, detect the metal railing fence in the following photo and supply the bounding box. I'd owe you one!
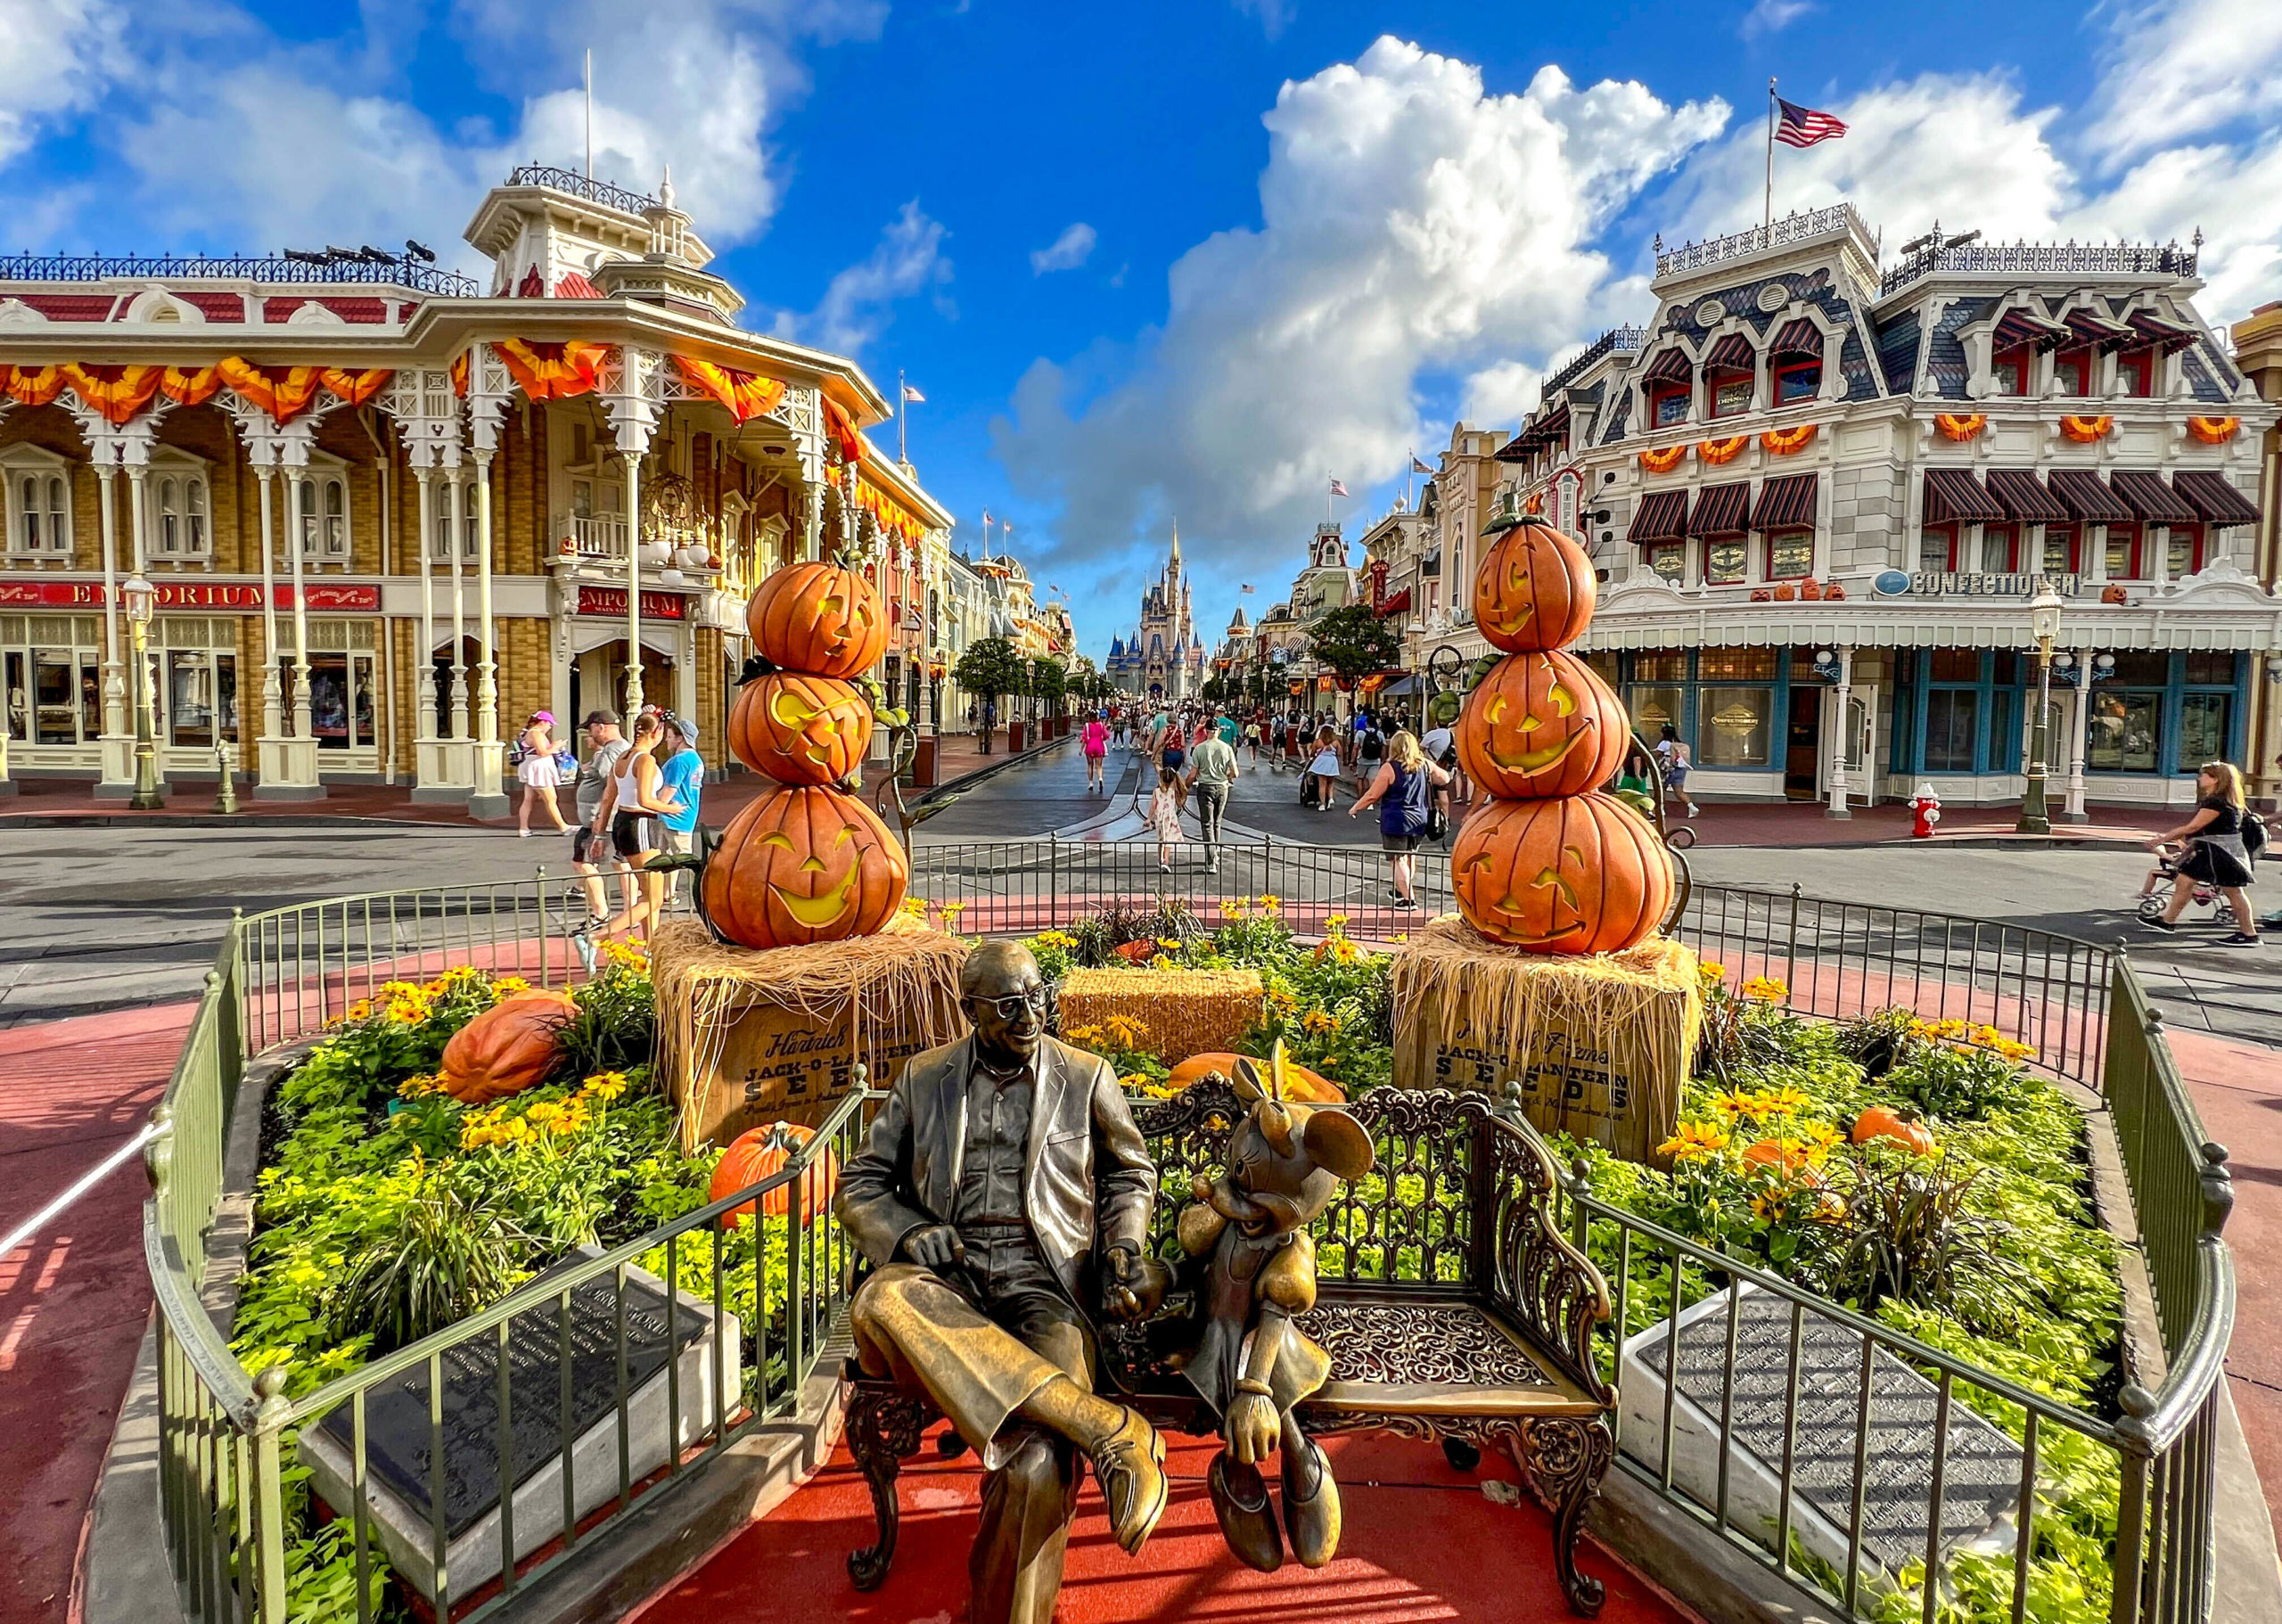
[135,854,2230,1624]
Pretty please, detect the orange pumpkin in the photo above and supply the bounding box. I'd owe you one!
[1473,521,1597,653]
[1163,1051,1343,1103]
[1851,1106,1936,1156]
[1456,652,1628,800]
[1741,1138,1823,1182]
[702,787,908,949]
[728,672,874,785]
[438,989,579,1103]
[1451,793,1672,955]
[745,561,888,679]
[710,1121,840,1227]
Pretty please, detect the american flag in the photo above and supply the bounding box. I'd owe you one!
[1328,477,1349,497]
[1776,98,1847,148]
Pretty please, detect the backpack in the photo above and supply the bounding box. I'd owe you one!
[2244,809,2269,862]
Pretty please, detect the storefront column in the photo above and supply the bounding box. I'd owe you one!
[254,465,285,749]
[268,450,324,798]
[1826,645,1853,819]
[623,451,645,714]
[445,468,469,742]
[2062,665,2091,823]
[408,465,458,800]
[121,455,167,791]
[249,459,317,799]
[467,450,507,818]
[2086,526,2109,586]
[92,462,133,795]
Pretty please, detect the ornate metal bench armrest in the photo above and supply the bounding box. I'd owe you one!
[1487,1111,1614,1407]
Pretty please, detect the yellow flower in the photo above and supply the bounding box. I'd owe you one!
[396,1072,445,1099]
[1758,1085,1810,1118]
[1707,1089,1761,1121]
[1267,987,1299,1014]
[1218,900,1244,920]
[1325,913,1350,931]
[1698,961,1727,982]
[600,939,650,971]
[492,975,531,998]
[1657,1121,1731,1161]
[1104,1014,1146,1048]
[1157,936,1182,951]
[1749,1193,1777,1223]
[1064,1023,1106,1048]
[581,1070,629,1102]
[1117,1073,1150,1092]
[1741,976,1788,1004]
[899,897,928,918]
[1258,894,1282,915]
[1301,1008,1341,1036]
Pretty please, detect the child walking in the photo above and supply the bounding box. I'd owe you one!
[1146,764,1187,872]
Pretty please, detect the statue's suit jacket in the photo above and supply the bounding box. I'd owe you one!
[836,1034,1158,1310]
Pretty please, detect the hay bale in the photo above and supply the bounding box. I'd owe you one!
[651,915,969,1152]
[1056,967,1264,1064]
[1390,916,1701,1165]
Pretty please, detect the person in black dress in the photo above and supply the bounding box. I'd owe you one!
[2144,761,2261,947]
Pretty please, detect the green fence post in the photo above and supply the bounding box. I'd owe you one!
[249,1366,292,1622]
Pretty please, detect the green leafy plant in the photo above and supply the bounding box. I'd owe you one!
[331,1177,535,1354]
[1813,1146,2036,1331]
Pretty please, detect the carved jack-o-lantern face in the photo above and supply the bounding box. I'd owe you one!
[702,787,907,949]
[1451,793,1672,956]
[1456,651,1628,800]
[1473,521,1597,654]
[727,673,874,786]
[745,562,889,679]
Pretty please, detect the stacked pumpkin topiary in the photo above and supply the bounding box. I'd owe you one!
[1449,520,1675,955]
[704,559,911,950]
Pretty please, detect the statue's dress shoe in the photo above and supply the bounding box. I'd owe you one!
[1208,1450,1285,1572]
[1088,1407,1169,1555]
[1282,1437,1341,1569]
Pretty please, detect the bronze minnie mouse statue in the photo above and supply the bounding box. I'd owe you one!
[1170,1042,1375,1572]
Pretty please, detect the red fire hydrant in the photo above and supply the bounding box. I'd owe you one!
[1909,783,1942,840]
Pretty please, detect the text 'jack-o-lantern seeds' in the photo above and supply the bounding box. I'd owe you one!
[1455,650,1628,801]
[728,672,875,787]
[702,785,910,950]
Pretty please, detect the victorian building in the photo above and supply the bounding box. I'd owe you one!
[1104,529,1204,701]
[0,165,968,804]
[1497,203,2277,813]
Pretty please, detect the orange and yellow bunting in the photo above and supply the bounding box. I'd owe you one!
[855,471,929,547]
[1760,422,1818,455]
[160,365,221,406]
[1697,436,1748,465]
[2059,414,2114,443]
[492,339,608,400]
[671,356,787,422]
[449,351,470,398]
[2,365,65,406]
[2187,415,2240,444]
[1638,444,1687,474]
[823,398,865,467]
[320,367,394,407]
[217,357,327,422]
[58,364,163,425]
[1933,413,1986,441]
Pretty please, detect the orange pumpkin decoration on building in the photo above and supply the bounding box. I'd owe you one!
[1456,651,1628,800]
[702,786,909,949]
[728,672,874,786]
[438,989,579,1103]
[710,1120,841,1226]
[744,560,888,679]
[1451,793,1673,955]
[1473,520,1597,653]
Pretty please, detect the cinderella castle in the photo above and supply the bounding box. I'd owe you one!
[1104,529,1208,701]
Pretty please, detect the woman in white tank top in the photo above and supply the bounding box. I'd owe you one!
[578,712,676,965]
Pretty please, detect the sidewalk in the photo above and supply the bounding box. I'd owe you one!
[0,1003,192,1624]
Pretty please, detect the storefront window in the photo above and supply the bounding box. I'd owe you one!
[1698,687,1772,767]
[1627,685,1684,742]
[1768,533,1813,579]
[1704,540,1745,585]
[1917,528,1955,572]
[2086,690,2161,773]
[2104,524,2141,580]
[2183,652,2237,685]
[1646,544,1683,583]
[1,615,104,743]
[2165,526,2203,578]
[1699,649,1777,681]
[276,619,378,750]
[1980,526,2015,571]
[157,619,239,748]
[1924,690,1979,772]
[1774,360,1819,402]
[2176,693,2230,774]
[1632,652,1688,683]
[2041,527,2078,573]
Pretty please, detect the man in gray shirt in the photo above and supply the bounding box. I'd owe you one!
[1184,717,1240,874]
[570,709,629,923]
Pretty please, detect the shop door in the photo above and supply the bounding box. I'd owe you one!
[1785,686,1821,800]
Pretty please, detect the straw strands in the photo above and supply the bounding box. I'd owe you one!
[1056,967,1266,1064]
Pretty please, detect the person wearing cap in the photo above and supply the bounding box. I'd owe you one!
[513,710,572,837]
[570,709,630,924]
[654,711,706,906]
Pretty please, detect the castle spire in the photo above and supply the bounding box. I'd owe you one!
[1169,521,1181,570]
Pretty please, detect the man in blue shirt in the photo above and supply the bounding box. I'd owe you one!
[656,711,705,906]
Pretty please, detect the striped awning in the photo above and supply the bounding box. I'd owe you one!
[1704,332,1754,370]
[1923,467,2007,526]
[1984,470,2070,523]
[1688,481,1751,538]
[1992,308,2068,352]
[1628,489,1689,545]
[1642,347,1693,384]
[2173,470,2261,528]
[2127,312,2197,356]
[2062,308,2132,352]
[1769,317,1821,357]
[2048,469,2134,522]
[2111,470,2199,524]
[1753,472,1818,531]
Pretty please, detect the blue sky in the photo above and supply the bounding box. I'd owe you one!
[4,0,2279,659]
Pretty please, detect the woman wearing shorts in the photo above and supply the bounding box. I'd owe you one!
[1350,731,1449,909]
[577,713,678,965]
[1655,723,1698,818]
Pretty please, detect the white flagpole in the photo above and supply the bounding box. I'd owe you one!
[585,50,594,179]
[1764,78,1777,231]
[898,369,907,465]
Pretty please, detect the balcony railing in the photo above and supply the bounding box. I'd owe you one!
[1541,326,1646,402]
[1879,238,2199,299]
[562,513,629,561]
[0,251,479,299]
[1654,203,1877,280]
[505,165,660,217]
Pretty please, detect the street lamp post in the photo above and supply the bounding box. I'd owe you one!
[2017,588,2064,835]
[123,572,163,811]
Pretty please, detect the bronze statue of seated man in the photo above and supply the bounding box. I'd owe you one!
[836,939,1170,1624]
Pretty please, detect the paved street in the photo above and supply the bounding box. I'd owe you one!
[0,734,2270,1046]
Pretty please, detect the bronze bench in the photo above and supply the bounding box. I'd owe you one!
[840,1085,1618,1616]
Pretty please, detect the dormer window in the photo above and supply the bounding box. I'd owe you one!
[1642,347,1692,429]
[1703,333,1754,419]
[2117,349,2154,398]
[1991,348,2031,396]
[2053,349,2092,396]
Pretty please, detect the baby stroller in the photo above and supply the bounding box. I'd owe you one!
[2136,845,2222,922]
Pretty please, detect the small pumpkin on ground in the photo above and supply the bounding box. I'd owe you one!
[1851,1105,1936,1156]
[710,1120,840,1227]
[438,989,579,1103]
[1164,1051,1343,1103]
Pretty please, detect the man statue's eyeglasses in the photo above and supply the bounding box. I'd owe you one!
[969,988,1047,1019]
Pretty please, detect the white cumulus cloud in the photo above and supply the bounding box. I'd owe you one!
[0,0,125,166]
[792,201,953,355]
[993,36,1727,590]
[1030,222,1097,275]
[1741,0,1815,40]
